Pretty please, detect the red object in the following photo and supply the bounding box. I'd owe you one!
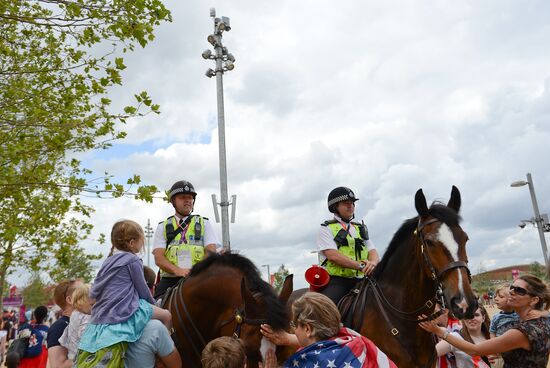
[9,285,17,297]
[269,274,275,286]
[19,345,48,368]
[305,265,330,292]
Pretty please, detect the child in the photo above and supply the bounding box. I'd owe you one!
[202,337,247,368]
[58,284,92,361]
[77,220,172,366]
[489,284,519,368]
[489,284,519,338]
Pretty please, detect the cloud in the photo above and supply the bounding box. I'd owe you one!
[13,1,550,289]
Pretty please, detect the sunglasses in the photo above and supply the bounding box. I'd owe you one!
[509,285,533,296]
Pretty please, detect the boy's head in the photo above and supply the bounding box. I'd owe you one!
[143,265,156,293]
[202,336,246,368]
[6,351,20,368]
[72,284,92,314]
[494,284,512,311]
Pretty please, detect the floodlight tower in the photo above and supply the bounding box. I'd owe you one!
[203,8,236,251]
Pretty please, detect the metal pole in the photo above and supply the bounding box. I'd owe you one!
[144,219,153,267]
[526,173,550,275]
[214,40,231,251]
[262,264,270,284]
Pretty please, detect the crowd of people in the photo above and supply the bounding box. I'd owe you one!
[1,180,550,368]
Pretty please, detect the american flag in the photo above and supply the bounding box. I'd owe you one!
[284,327,397,368]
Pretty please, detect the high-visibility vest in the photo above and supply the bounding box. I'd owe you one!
[322,220,369,278]
[161,215,205,277]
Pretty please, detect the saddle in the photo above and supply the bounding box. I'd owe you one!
[159,277,187,309]
[337,278,369,331]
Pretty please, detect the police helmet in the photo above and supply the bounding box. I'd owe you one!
[169,180,197,202]
[327,186,358,213]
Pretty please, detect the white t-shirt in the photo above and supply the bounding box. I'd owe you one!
[439,332,490,368]
[152,214,220,250]
[316,215,376,263]
[58,310,90,360]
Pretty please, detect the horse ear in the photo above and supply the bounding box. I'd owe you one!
[278,274,294,305]
[447,185,461,213]
[415,189,429,217]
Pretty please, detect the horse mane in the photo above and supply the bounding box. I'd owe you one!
[373,202,462,278]
[189,252,288,329]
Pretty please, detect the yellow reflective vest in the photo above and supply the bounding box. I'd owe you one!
[161,215,206,277]
[323,220,369,278]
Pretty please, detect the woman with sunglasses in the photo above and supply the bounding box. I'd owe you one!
[420,275,550,368]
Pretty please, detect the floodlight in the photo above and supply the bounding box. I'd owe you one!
[227,53,235,62]
[207,34,216,46]
[205,68,216,78]
[222,17,231,31]
[202,49,212,59]
[210,8,216,17]
[225,61,234,71]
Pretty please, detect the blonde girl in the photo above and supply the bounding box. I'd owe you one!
[78,220,171,359]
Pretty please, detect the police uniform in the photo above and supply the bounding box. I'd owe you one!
[317,214,376,305]
[315,186,378,306]
[153,180,220,299]
[152,214,219,298]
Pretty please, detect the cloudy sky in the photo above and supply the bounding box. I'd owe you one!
[20,1,550,288]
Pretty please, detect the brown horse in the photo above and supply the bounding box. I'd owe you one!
[164,252,292,368]
[343,186,477,367]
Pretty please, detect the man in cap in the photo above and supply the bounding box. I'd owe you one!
[152,180,219,298]
[316,186,379,306]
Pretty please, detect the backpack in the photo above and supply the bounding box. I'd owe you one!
[7,336,29,359]
[76,342,128,368]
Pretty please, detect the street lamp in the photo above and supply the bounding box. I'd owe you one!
[204,8,237,251]
[261,264,271,285]
[144,219,154,267]
[511,173,550,276]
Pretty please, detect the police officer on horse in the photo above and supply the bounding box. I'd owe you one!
[152,180,219,298]
[317,186,380,306]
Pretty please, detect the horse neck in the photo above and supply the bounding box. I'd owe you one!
[377,235,437,306]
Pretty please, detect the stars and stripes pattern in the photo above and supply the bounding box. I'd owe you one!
[284,327,397,368]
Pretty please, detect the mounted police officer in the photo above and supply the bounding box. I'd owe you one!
[316,186,380,306]
[152,180,219,299]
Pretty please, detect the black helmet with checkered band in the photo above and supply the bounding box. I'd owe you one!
[169,180,197,202]
[327,186,358,213]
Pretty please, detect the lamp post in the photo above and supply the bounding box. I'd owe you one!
[511,173,550,276]
[261,264,271,285]
[203,8,237,251]
[144,219,153,267]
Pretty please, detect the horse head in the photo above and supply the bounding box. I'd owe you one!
[237,274,292,367]
[415,185,478,319]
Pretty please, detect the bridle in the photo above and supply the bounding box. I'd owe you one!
[219,304,269,339]
[416,217,472,304]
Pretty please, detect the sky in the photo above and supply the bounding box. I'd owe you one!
[15,1,550,288]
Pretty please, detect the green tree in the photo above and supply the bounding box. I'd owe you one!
[272,265,290,293]
[528,261,548,281]
[21,273,52,309]
[0,0,171,310]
